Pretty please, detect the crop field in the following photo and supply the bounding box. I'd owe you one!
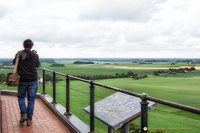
[38,61,200,77]
[1,60,200,133]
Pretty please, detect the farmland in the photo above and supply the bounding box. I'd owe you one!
[1,59,200,133]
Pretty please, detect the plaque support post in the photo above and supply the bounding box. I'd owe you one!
[124,124,129,133]
[140,93,149,133]
[108,127,113,133]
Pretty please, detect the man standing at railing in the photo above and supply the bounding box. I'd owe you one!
[13,39,40,126]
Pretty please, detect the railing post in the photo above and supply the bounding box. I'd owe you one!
[89,81,96,133]
[64,75,72,116]
[140,93,149,133]
[51,71,57,104]
[42,68,46,94]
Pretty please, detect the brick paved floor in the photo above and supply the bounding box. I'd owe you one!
[1,95,71,133]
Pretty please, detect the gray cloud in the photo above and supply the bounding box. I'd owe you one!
[0,0,200,58]
[0,5,9,19]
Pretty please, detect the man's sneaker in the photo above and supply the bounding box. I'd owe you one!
[19,114,27,123]
[26,120,32,126]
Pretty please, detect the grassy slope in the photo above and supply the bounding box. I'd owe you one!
[1,76,200,133]
[1,62,200,132]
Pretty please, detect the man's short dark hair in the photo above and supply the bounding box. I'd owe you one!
[23,39,34,49]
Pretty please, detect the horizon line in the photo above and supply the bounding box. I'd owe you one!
[0,57,200,59]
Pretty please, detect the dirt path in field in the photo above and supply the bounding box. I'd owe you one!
[104,65,200,70]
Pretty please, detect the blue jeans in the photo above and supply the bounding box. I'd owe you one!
[18,81,38,121]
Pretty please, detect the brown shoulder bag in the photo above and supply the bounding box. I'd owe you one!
[6,54,20,86]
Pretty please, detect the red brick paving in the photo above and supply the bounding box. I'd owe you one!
[1,95,71,133]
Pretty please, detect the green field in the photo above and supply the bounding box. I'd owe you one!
[1,61,200,133]
[38,61,200,76]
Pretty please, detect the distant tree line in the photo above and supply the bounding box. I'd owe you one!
[153,70,168,76]
[132,61,138,63]
[41,72,145,82]
[153,67,196,75]
[73,61,94,64]
[139,62,152,64]
[50,63,65,67]
[169,67,195,73]
[145,59,169,62]
[104,63,118,65]
[132,61,153,64]
[77,71,147,80]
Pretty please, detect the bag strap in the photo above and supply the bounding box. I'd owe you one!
[13,54,20,74]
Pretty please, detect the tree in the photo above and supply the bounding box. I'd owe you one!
[50,63,65,67]
[73,61,94,64]
[127,71,134,77]
[191,67,196,70]
[115,73,120,78]
[0,74,6,82]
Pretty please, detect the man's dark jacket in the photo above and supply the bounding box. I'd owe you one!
[13,49,40,82]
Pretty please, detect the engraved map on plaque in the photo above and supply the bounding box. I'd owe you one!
[84,92,156,130]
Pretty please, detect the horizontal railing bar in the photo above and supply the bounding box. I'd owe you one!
[1,67,200,114]
[93,82,141,98]
[54,71,67,77]
[45,69,67,77]
[147,96,200,114]
[45,68,54,73]
[68,75,90,83]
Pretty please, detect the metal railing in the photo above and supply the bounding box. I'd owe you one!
[40,68,200,133]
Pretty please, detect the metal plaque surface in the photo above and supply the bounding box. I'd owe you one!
[84,92,156,130]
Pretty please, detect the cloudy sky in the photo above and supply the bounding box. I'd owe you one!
[0,0,200,58]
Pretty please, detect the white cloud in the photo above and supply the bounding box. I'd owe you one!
[0,0,200,58]
[80,0,166,22]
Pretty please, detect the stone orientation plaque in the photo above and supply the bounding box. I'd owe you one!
[84,92,156,130]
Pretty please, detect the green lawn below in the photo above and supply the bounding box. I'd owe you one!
[1,76,200,133]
